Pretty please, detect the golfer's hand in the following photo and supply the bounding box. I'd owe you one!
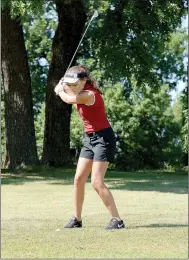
[54,79,64,95]
[64,85,75,96]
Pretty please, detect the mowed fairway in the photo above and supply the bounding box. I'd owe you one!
[1,169,188,258]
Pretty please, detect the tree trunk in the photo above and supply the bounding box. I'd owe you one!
[42,0,86,166]
[1,9,39,169]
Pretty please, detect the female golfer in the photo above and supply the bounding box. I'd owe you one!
[54,65,125,229]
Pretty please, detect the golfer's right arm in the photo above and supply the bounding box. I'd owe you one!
[58,90,93,105]
[54,80,93,104]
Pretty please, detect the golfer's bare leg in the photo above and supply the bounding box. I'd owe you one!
[91,161,120,219]
[74,157,92,220]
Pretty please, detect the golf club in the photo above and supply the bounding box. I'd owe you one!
[66,10,98,72]
[55,10,98,96]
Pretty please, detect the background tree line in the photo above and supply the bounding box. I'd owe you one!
[1,0,188,170]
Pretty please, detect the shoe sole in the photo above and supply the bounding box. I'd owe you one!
[64,226,82,228]
[105,226,126,230]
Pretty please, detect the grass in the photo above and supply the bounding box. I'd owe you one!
[1,167,188,258]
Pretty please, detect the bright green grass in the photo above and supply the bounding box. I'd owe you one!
[1,168,188,258]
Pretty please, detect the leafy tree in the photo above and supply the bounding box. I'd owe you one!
[1,6,39,169]
[42,0,87,166]
[2,0,187,169]
[23,3,57,116]
[180,86,188,165]
[1,0,44,19]
[103,83,182,169]
[155,28,188,86]
[172,95,183,124]
[1,102,5,164]
[42,1,187,166]
[70,107,83,156]
[81,0,187,86]
[34,104,46,159]
[68,80,183,169]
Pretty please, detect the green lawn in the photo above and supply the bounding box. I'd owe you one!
[1,167,188,258]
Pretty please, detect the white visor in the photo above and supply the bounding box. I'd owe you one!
[63,73,79,84]
[63,72,88,84]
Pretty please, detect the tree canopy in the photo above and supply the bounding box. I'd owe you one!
[1,0,188,169]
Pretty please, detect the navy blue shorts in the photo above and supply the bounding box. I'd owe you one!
[79,127,116,163]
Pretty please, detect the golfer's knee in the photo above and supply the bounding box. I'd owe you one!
[74,175,86,186]
[91,180,105,191]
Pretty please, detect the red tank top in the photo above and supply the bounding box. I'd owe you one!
[74,84,110,133]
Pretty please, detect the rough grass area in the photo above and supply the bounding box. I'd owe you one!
[1,167,188,258]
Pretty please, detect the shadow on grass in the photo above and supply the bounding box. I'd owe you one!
[105,171,188,194]
[128,223,188,229]
[86,223,188,229]
[1,166,75,185]
[1,167,188,194]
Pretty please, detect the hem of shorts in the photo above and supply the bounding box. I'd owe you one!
[79,155,93,160]
[93,159,114,163]
[79,156,114,163]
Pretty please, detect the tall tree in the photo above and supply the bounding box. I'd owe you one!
[3,0,186,168]
[82,0,187,86]
[1,7,39,169]
[42,0,87,166]
[180,86,188,165]
[39,0,187,167]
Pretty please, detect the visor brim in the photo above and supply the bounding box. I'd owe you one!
[63,77,79,84]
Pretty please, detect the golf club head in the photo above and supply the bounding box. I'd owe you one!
[92,10,98,19]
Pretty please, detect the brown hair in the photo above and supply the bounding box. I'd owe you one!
[66,65,102,94]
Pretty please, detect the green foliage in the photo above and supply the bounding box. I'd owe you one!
[1,101,5,165]
[67,80,184,170]
[172,86,188,166]
[79,1,187,87]
[1,0,45,21]
[2,0,186,169]
[34,104,45,159]
[102,82,182,169]
[172,95,183,124]
[2,1,56,118]
[156,27,188,86]
[23,5,57,116]
[180,86,188,154]
[70,107,83,152]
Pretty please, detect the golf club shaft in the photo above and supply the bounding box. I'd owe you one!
[66,11,98,72]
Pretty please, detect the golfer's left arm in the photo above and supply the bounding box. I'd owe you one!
[58,90,77,104]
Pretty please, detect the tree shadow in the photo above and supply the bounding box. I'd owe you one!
[105,175,187,194]
[1,166,75,185]
[1,169,188,194]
